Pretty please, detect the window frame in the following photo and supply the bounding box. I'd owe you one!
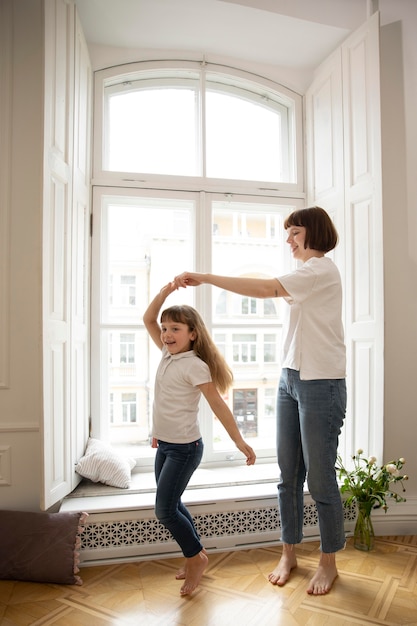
[91,61,306,470]
[91,187,305,468]
[92,60,304,196]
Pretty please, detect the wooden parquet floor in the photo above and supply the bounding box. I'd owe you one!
[1,536,417,626]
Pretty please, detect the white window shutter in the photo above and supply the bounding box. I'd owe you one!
[41,0,91,509]
[305,12,383,464]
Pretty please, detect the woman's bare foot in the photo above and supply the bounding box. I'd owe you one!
[180,550,209,596]
[176,548,207,580]
[268,544,297,586]
[307,552,338,595]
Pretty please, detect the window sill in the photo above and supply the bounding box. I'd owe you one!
[60,463,279,514]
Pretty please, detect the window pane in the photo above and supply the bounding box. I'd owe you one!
[106,81,199,175]
[99,196,194,454]
[206,87,284,182]
[211,200,292,454]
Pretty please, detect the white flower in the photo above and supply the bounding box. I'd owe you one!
[399,458,406,464]
[357,448,363,455]
[336,448,408,511]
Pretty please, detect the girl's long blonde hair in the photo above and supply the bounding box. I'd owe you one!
[160,305,233,394]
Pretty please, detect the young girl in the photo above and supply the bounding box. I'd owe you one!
[143,281,256,596]
[174,206,347,596]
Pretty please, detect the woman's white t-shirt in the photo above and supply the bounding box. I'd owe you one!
[152,347,212,443]
[277,256,346,380]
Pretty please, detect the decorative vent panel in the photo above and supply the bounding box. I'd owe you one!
[80,501,356,560]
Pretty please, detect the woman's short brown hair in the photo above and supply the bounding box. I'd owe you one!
[284,206,339,253]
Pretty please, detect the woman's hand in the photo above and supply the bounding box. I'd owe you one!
[174,272,205,289]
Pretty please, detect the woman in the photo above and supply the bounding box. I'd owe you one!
[143,281,256,596]
[174,206,347,595]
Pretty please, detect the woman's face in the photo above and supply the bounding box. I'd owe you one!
[286,225,309,262]
[286,224,324,262]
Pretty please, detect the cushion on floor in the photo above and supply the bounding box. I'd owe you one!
[0,509,88,585]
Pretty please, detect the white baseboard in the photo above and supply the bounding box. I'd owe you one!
[370,496,417,536]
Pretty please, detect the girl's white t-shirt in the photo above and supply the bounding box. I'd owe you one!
[277,256,346,380]
[152,347,212,443]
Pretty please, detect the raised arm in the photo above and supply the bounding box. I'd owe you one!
[143,281,177,349]
[199,382,256,466]
[174,272,289,298]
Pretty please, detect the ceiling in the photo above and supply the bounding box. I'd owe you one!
[75,0,369,72]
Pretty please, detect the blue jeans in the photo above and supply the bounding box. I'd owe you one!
[154,439,204,558]
[276,368,347,553]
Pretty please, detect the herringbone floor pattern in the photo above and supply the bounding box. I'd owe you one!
[1,536,417,625]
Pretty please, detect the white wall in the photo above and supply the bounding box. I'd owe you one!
[379,0,417,498]
[1,0,416,519]
[0,0,43,510]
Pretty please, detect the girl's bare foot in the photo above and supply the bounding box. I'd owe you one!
[175,565,186,580]
[307,552,338,595]
[176,548,207,580]
[268,544,297,586]
[180,550,209,596]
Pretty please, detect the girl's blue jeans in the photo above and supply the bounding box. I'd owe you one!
[154,438,204,558]
[276,368,347,553]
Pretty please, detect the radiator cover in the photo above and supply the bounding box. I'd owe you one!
[79,494,356,564]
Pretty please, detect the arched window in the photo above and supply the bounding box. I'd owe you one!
[98,64,301,184]
[91,61,304,466]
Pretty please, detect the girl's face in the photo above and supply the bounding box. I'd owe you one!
[160,319,196,354]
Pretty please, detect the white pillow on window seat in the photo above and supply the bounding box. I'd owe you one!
[75,438,136,489]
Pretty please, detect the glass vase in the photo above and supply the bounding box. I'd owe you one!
[354,502,375,551]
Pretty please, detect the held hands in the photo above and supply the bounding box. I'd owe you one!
[174,272,204,289]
